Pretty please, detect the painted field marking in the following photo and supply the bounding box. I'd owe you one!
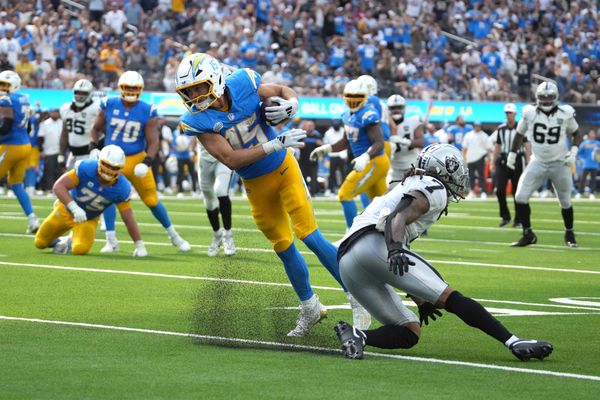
[1,315,599,382]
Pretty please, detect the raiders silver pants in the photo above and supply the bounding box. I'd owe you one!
[515,159,573,208]
[339,231,448,326]
[66,153,90,170]
[198,158,233,210]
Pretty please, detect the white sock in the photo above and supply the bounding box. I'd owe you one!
[166,225,177,237]
[27,213,37,220]
[224,229,232,236]
[301,294,317,308]
[505,335,520,348]
[106,231,117,242]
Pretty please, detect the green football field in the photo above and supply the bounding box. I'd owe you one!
[0,196,599,399]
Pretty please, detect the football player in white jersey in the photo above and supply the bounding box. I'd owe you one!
[196,139,236,257]
[333,144,553,361]
[506,81,582,247]
[59,79,100,169]
[387,94,424,187]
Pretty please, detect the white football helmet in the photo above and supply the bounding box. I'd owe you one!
[174,134,190,152]
[343,80,368,112]
[387,94,406,123]
[165,155,178,173]
[0,70,21,94]
[535,81,558,112]
[72,79,94,108]
[175,53,225,113]
[416,144,469,202]
[118,71,144,103]
[357,75,378,96]
[98,145,126,183]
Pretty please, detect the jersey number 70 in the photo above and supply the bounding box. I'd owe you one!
[110,117,142,143]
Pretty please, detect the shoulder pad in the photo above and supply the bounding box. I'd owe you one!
[521,104,537,119]
[0,94,12,105]
[558,104,575,117]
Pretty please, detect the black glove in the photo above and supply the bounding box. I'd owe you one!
[417,302,443,326]
[142,156,154,166]
[387,242,415,276]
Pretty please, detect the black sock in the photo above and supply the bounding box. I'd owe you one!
[363,325,419,349]
[516,203,532,233]
[561,206,574,230]
[206,208,220,232]
[445,291,512,345]
[218,196,232,230]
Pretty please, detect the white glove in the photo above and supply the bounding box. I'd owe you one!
[506,151,517,170]
[66,201,87,223]
[89,148,100,160]
[264,97,299,125]
[351,152,371,172]
[133,240,148,257]
[309,144,332,161]
[57,154,65,165]
[565,146,578,167]
[389,136,412,147]
[262,128,306,154]
[134,163,149,177]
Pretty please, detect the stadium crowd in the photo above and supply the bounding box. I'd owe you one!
[1,0,600,103]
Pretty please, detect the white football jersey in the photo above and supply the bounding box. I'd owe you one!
[516,104,578,162]
[392,115,422,170]
[343,174,448,247]
[59,100,100,148]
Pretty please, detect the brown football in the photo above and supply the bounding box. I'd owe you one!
[260,97,287,126]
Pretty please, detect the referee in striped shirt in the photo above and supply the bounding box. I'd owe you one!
[490,103,530,227]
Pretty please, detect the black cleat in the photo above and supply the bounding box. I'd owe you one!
[512,221,522,229]
[565,230,578,248]
[510,340,553,361]
[334,321,366,359]
[499,219,511,227]
[511,232,537,247]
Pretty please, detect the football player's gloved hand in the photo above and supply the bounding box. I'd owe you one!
[67,201,87,223]
[133,240,148,257]
[264,97,299,125]
[390,136,412,146]
[262,128,306,154]
[351,152,371,172]
[565,146,578,167]
[89,148,100,160]
[57,154,66,168]
[417,302,443,326]
[134,163,149,177]
[387,242,414,276]
[506,151,517,170]
[310,144,332,161]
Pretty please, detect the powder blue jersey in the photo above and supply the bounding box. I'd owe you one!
[366,95,390,140]
[447,124,473,150]
[71,160,132,218]
[179,68,285,179]
[342,104,383,158]
[101,97,157,155]
[0,92,30,145]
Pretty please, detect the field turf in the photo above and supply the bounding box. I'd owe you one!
[0,196,599,399]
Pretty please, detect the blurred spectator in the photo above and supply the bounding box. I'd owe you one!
[124,0,144,28]
[0,28,21,66]
[103,2,128,36]
[577,130,599,199]
[462,121,492,199]
[15,53,34,85]
[99,40,122,86]
[298,120,322,196]
[323,118,347,196]
[38,109,63,192]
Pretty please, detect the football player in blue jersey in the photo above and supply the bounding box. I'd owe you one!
[311,79,390,229]
[447,115,473,151]
[35,145,148,256]
[89,71,190,253]
[175,53,370,336]
[0,70,40,233]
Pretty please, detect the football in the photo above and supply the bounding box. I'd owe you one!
[260,97,287,126]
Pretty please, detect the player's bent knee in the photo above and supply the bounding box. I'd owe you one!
[273,238,294,253]
[142,193,159,208]
[72,243,92,255]
[34,235,49,249]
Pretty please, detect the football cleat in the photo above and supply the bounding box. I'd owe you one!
[510,340,553,361]
[26,217,40,234]
[499,219,511,228]
[100,241,120,253]
[171,234,191,252]
[52,237,72,255]
[511,232,537,247]
[208,229,224,257]
[347,293,371,330]
[287,295,327,337]
[223,231,236,256]
[564,230,578,248]
[334,321,367,359]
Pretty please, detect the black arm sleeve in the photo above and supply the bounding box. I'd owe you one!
[0,117,13,136]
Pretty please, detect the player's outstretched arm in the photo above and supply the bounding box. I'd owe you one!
[310,134,349,161]
[89,108,106,158]
[53,171,78,206]
[118,205,147,257]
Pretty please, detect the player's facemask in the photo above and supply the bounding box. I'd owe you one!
[98,161,122,184]
[343,92,366,112]
[389,105,405,123]
[177,81,218,112]
[0,80,12,94]
[120,84,143,102]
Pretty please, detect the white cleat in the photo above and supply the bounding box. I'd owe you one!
[53,236,72,254]
[171,234,191,252]
[287,295,328,337]
[208,229,224,257]
[347,293,371,330]
[26,216,40,234]
[223,231,236,256]
[100,241,120,253]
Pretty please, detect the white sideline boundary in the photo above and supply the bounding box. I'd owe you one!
[1,315,599,382]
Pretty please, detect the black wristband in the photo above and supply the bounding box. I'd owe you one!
[142,156,154,166]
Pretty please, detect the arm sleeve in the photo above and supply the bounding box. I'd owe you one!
[0,95,12,107]
[361,108,381,125]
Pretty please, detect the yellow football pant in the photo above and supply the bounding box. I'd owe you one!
[34,201,99,255]
[242,150,318,253]
[28,147,40,169]
[122,151,159,207]
[338,153,390,201]
[384,141,392,160]
[0,143,31,185]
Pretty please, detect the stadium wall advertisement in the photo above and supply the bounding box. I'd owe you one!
[22,89,599,125]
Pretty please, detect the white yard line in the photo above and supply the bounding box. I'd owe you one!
[0,315,599,382]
